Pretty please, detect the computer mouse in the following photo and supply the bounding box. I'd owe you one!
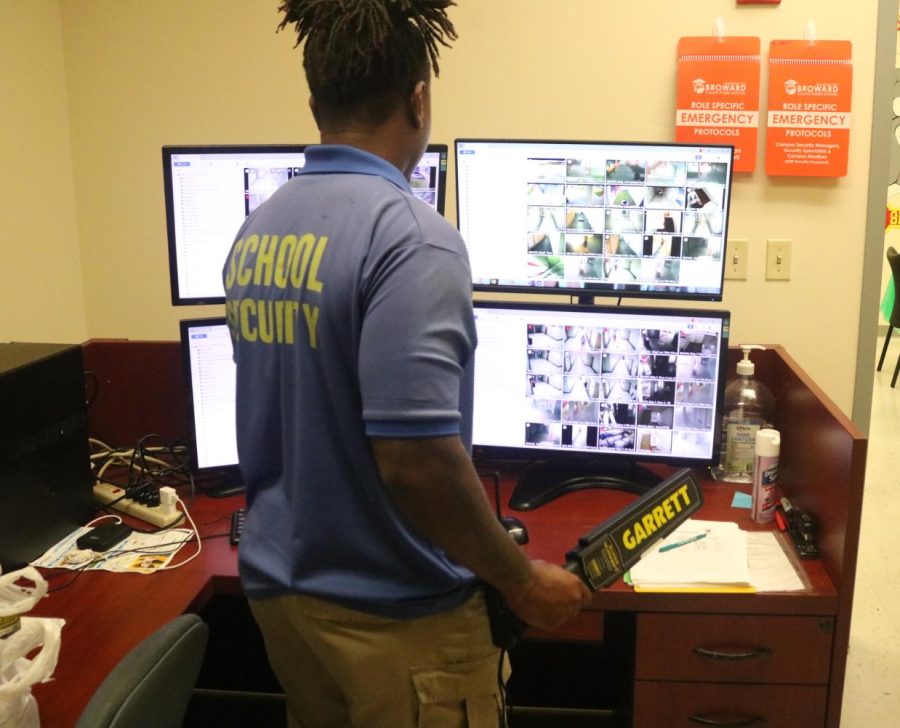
[499,516,529,546]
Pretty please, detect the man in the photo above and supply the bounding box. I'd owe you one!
[223,2,590,726]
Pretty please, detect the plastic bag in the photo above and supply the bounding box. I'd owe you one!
[0,617,64,728]
[0,567,48,636]
[0,568,62,728]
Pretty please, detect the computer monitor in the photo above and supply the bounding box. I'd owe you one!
[471,300,730,509]
[164,143,449,305]
[179,317,242,497]
[179,302,729,506]
[455,139,735,302]
[411,144,449,214]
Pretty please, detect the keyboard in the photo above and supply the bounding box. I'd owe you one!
[230,508,246,545]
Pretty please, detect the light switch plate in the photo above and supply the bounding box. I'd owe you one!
[766,239,791,280]
[725,239,748,280]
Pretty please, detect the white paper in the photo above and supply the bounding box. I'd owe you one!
[629,519,752,587]
[30,525,193,574]
[747,531,806,592]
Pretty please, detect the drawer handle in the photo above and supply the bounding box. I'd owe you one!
[689,713,766,726]
[692,646,771,661]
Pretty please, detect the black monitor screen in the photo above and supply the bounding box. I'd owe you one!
[471,300,730,508]
[179,317,240,493]
[164,143,448,305]
[455,139,734,302]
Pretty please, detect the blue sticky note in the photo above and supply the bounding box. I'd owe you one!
[731,491,752,509]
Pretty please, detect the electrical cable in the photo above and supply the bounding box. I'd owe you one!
[478,470,503,518]
[479,469,514,725]
[84,514,123,529]
[88,434,195,529]
[46,534,198,592]
[44,490,202,592]
[200,532,232,541]
[156,494,201,570]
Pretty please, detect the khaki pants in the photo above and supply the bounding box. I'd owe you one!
[249,590,507,728]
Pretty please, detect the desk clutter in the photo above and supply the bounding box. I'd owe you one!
[27,439,203,577]
[627,518,805,593]
[14,339,860,728]
[30,521,195,575]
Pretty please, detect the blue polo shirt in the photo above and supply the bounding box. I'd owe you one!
[223,145,478,618]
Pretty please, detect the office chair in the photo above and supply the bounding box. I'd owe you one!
[74,613,208,728]
[877,246,900,388]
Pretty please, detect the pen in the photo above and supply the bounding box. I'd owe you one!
[659,531,708,553]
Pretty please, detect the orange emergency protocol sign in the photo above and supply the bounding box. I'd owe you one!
[676,36,761,173]
[766,40,853,177]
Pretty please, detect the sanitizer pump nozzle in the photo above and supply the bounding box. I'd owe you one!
[737,345,765,376]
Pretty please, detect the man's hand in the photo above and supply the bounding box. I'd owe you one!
[503,560,592,631]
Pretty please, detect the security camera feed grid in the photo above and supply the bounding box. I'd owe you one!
[409,151,444,208]
[524,154,727,291]
[523,320,721,458]
[244,166,304,216]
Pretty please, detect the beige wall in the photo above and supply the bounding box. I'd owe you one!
[5,0,884,415]
[0,0,86,343]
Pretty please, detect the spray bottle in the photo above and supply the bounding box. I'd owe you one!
[752,428,780,523]
[711,345,776,483]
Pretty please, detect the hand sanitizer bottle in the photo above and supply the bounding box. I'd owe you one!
[711,345,776,483]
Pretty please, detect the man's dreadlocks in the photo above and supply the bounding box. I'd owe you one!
[277,0,457,129]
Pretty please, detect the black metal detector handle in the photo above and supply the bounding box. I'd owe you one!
[486,468,703,650]
[485,560,582,651]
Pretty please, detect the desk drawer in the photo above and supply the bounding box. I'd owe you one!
[528,609,605,642]
[635,613,833,684]
[633,682,827,728]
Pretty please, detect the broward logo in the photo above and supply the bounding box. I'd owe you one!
[784,79,839,96]
[693,78,746,95]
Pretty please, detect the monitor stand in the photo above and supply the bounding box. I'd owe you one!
[203,480,246,499]
[508,460,662,511]
[197,475,247,498]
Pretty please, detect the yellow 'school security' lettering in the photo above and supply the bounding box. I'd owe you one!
[239,298,258,342]
[621,483,693,551]
[290,234,316,288]
[225,232,329,348]
[225,239,243,290]
[237,235,259,287]
[253,235,279,286]
[305,236,328,292]
[302,303,319,348]
[224,232,329,295]
[273,235,297,289]
[227,299,313,347]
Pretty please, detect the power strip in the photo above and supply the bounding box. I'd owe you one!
[93,483,185,528]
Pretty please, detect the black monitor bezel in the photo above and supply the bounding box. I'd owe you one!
[164,144,309,307]
[417,142,448,219]
[164,143,449,307]
[469,299,731,476]
[178,316,242,487]
[455,138,735,304]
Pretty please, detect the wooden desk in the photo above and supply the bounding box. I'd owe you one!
[29,341,864,728]
[29,491,244,726]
